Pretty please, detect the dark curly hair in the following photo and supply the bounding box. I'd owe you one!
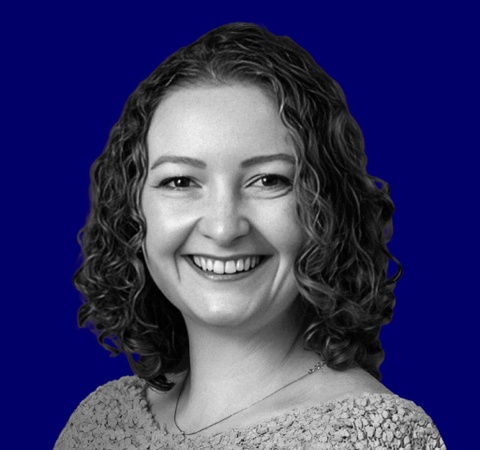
[75,22,401,391]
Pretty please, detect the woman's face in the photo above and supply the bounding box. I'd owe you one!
[142,84,304,332]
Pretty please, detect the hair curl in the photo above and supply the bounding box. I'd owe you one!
[74,22,401,391]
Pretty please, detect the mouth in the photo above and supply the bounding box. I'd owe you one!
[188,255,267,275]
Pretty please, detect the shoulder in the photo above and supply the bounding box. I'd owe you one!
[304,393,446,449]
[297,365,391,408]
[54,376,152,450]
[291,366,446,447]
[69,375,146,415]
[215,393,445,449]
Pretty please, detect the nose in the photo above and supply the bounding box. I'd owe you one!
[197,190,250,246]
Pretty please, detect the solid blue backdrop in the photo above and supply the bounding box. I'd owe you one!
[2,2,477,448]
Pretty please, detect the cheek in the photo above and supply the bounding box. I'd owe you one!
[258,199,304,257]
[143,199,194,256]
[142,207,191,301]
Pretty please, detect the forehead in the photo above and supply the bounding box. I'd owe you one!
[146,84,295,160]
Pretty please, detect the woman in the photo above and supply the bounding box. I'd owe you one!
[55,23,445,449]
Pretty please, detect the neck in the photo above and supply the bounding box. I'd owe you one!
[174,308,317,431]
[188,318,300,390]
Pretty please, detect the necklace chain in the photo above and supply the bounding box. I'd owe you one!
[173,359,325,436]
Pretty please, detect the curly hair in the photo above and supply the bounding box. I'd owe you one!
[74,22,401,391]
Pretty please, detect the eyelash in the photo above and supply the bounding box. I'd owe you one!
[157,174,292,191]
[158,177,196,190]
[250,174,292,189]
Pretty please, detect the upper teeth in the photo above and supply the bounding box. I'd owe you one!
[192,256,261,274]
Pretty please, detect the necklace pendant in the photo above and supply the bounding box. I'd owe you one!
[308,360,324,374]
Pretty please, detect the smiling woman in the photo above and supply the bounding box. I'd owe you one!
[142,85,303,330]
[55,23,445,449]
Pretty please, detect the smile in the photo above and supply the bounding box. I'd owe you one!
[191,255,264,274]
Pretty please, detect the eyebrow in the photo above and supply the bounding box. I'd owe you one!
[149,153,295,171]
[150,156,207,170]
[240,154,296,168]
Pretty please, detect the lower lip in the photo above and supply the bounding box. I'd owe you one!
[184,256,269,282]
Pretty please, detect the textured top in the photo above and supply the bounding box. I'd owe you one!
[55,376,445,449]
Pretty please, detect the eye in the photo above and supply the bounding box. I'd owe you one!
[159,177,196,190]
[259,175,282,187]
[251,174,292,189]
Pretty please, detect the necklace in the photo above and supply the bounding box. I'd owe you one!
[173,358,325,436]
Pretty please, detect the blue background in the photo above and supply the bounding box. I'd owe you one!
[2,1,477,448]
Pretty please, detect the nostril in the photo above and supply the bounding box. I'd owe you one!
[197,214,251,245]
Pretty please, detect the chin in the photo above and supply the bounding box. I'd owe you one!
[184,300,259,329]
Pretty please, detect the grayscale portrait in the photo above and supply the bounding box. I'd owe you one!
[55,23,445,449]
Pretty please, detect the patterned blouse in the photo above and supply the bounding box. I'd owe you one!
[55,376,445,449]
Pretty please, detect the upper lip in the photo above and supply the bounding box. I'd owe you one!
[185,254,268,262]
